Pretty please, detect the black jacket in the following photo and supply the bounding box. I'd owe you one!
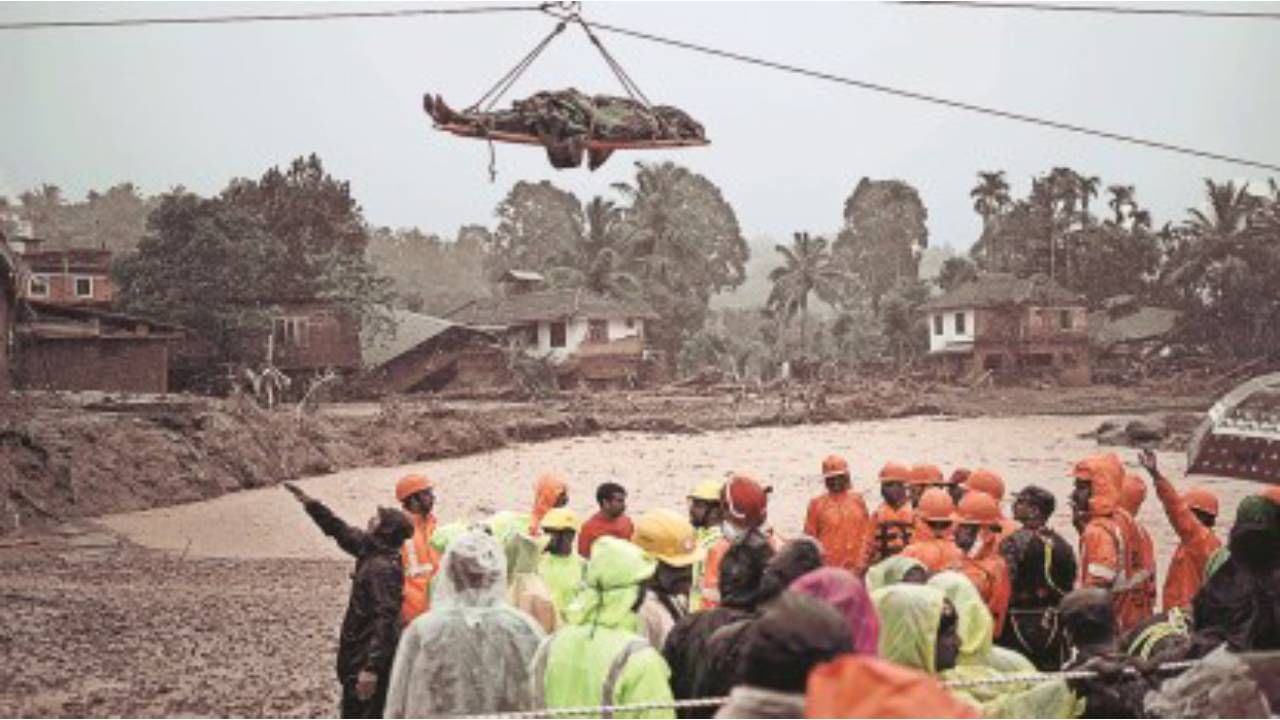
[1000,526,1077,609]
[304,500,405,682]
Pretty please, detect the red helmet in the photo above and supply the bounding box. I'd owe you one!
[723,474,770,526]
[1183,486,1219,517]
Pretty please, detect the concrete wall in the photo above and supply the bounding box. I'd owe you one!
[16,337,170,393]
[532,316,645,361]
[927,308,976,352]
[25,272,112,305]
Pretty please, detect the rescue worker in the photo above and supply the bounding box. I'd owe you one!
[997,484,1076,671]
[577,482,633,558]
[1190,490,1280,654]
[384,531,545,717]
[284,483,412,718]
[927,571,1033,674]
[910,463,947,507]
[699,474,781,610]
[866,555,929,592]
[900,488,964,573]
[665,531,775,719]
[1138,449,1221,613]
[529,472,569,536]
[1119,471,1159,621]
[394,474,440,626]
[953,491,1012,636]
[805,654,982,719]
[687,480,724,611]
[790,567,881,655]
[532,536,676,719]
[1058,588,1155,718]
[963,468,1018,541]
[1070,454,1148,634]
[714,593,854,719]
[632,509,702,650]
[862,462,916,566]
[804,454,871,575]
[538,508,585,621]
[504,531,559,633]
[906,462,933,508]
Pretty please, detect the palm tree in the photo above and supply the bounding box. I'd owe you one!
[545,196,640,297]
[767,231,846,354]
[970,171,1011,266]
[1107,185,1136,225]
[1170,179,1260,285]
[1076,174,1100,228]
[611,162,701,285]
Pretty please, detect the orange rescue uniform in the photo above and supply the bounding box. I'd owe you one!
[400,513,439,626]
[861,502,915,567]
[899,523,964,573]
[699,529,783,609]
[1074,455,1149,634]
[1153,474,1221,612]
[805,490,872,575]
[529,472,568,536]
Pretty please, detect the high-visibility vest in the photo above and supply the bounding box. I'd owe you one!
[400,514,439,626]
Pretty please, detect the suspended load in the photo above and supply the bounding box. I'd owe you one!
[1187,372,1280,484]
[424,89,707,171]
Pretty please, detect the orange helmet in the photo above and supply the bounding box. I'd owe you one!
[965,469,1005,501]
[957,491,1000,526]
[918,488,956,522]
[395,474,434,502]
[1183,486,1219,517]
[823,454,851,479]
[1120,473,1147,514]
[879,462,913,484]
[1262,486,1280,506]
[910,463,944,486]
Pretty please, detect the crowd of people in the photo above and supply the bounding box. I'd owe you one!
[283,447,1280,718]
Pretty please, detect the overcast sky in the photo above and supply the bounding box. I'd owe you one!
[3,1,1279,253]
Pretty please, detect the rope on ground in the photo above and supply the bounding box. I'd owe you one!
[443,659,1201,719]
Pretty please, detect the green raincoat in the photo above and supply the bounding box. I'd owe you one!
[928,571,1036,673]
[875,583,1082,719]
[539,551,586,620]
[867,555,928,593]
[532,537,676,719]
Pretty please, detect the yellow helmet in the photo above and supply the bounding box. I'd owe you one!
[631,509,703,567]
[540,508,580,532]
[688,480,723,503]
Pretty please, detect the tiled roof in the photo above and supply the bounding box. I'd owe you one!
[1089,306,1181,347]
[445,288,658,326]
[921,273,1083,312]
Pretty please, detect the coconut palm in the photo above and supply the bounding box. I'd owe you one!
[767,231,847,354]
[1169,179,1261,285]
[545,196,640,298]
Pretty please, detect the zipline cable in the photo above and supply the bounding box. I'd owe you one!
[557,11,1280,173]
[0,3,546,31]
[891,1,1280,21]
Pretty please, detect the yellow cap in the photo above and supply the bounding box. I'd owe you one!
[631,509,703,567]
[688,480,723,503]
[540,508,580,532]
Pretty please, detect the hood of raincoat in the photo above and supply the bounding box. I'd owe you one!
[1120,473,1147,515]
[430,521,471,554]
[434,531,508,618]
[505,531,545,578]
[563,536,655,630]
[720,530,777,610]
[867,555,928,593]
[758,536,824,604]
[791,567,880,655]
[530,473,568,534]
[487,510,530,546]
[805,655,981,719]
[1072,455,1123,518]
[874,583,946,674]
[927,571,993,665]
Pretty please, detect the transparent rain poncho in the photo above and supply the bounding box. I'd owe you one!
[384,531,546,718]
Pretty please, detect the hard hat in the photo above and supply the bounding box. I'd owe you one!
[395,474,434,502]
[918,488,956,522]
[724,473,770,526]
[957,491,1000,526]
[965,469,1006,501]
[631,509,702,567]
[822,454,851,479]
[540,507,580,532]
[1183,487,1219,517]
[879,462,913,484]
[688,480,724,503]
[910,464,944,486]
[1121,473,1147,514]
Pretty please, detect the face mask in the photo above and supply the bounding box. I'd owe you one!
[721,521,745,542]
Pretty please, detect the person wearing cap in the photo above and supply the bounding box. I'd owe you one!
[283,482,414,718]
[532,536,677,719]
[997,484,1077,670]
[1138,449,1222,613]
[899,488,964,573]
[860,462,916,567]
[538,508,586,620]
[963,468,1018,542]
[804,454,871,576]
[698,474,782,610]
[687,480,724,611]
[632,510,703,649]
[1069,454,1148,634]
[578,482,634,559]
[529,472,569,537]
[394,474,440,626]
[953,492,1012,636]
[1118,471,1158,622]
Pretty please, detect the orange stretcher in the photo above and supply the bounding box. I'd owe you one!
[432,122,711,151]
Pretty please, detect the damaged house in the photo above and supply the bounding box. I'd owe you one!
[356,309,508,396]
[921,273,1091,386]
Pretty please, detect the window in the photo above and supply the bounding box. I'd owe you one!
[28,275,49,298]
[954,312,967,335]
[273,316,311,348]
[74,276,94,298]
[549,321,567,348]
[625,318,636,329]
[933,314,944,336]
[518,324,538,347]
[587,319,608,343]
[1059,310,1073,330]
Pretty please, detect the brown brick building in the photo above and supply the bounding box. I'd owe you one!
[13,238,113,307]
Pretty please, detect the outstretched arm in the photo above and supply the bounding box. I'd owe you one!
[1139,451,1200,543]
[285,482,370,558]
